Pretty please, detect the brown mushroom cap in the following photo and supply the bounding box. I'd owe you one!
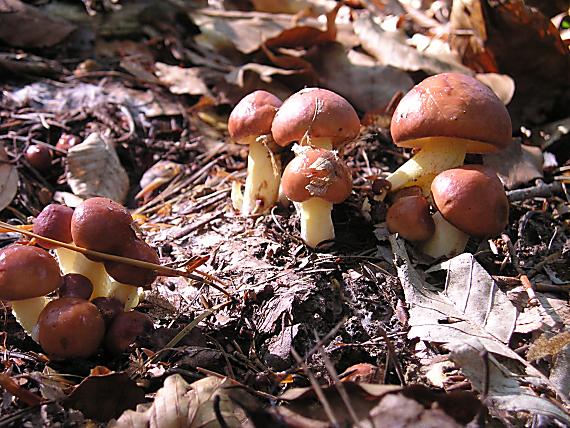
[228,91,283,143]
[281,148,352,203]
[0,245,62,301]
[104,238,159,288]
[390,73,512,153]
[25,145,52,173]
[33,204,74,249]
[386,195,435,242]
[38,297,105,359]
[104,311,153,355]
[431,165,509,238]
[91,297,124,326]
[271,88,360,149]
[71,197,135,253]
[59,273,93,300]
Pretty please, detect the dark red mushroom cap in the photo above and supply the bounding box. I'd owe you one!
[25,145,52,173]
[91,297,124,326]
[431,165,509,238]
[37,297,105,360]
[33,204,74,249]
[104,238,159,288]
[104,311,153,355]
[228,91,283,143]
[0,245,62,301]
[281,148,352,203]
[71,197,135,253]
[271,88,360,149]
[386,195,435,242]
[59,273,93,300]
[390,73,512,153]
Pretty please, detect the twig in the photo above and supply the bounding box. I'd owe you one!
[507,181,563,202]
[290,348,339,427]
[0,373,43,406]
[0,221,231,298]
[501,233,538,306]
[378,327,406,386]
[171,212,223,240]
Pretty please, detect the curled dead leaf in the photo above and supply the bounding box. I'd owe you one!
[0,145,18,212]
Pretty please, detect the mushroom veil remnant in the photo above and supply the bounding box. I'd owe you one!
[387,73,512,195]
[228,90,283,216]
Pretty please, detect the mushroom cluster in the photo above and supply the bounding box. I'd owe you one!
[229,88,361,248]
[0,198,159,359]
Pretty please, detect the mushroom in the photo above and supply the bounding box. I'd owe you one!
[281,147,352,247]
[37,297,105,359]
[69,197,137,300]
[24,145,52,173]
[33,204,76,269]
[104,311,153,355]
[0,245,62,334]
[59,273,93,300]
[228,91,283,216]
[271,87,360,151]
[91,297,123,326]
[420,165,509,258]
[387,73,512,195]
[386,195,435,242]
[104,238,160,309]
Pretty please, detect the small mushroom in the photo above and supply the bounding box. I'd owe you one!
[271,88,360,151]
[420,165,509,258]
[387,73,512,195]
[281,147,352,247]
[25,145,52,173]
[104,311,153,355]
[37,297,105,359]
[33,204,74,250]
[59,273,93,300]
[386,195,435,242]
[91,297,124,326]
[228,91,283,216]
[0,245,62,334]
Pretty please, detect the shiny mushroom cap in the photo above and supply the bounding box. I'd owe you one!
[59,273,93,300]
[71,197,135,253]
[271,88,360,149]
[281,148,352,203]
[0,245,62,301]
[228,91,283,143]
[33,204,74,249]
[104,311,153,355]
[104,238,159,288]
[386,195,435,242]
[25,145,52,173]
[91,297,124,326]
[431,165,509,238]
[391,73,512,153]
[38,297,105,360]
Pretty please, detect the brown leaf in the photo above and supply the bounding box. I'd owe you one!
[155,63,211,96]
[251,0,336,14]
[0,0,75,48]
[304,42,413,113]
[527,331,570,361]
[63,371,146,422]
[0,145,18,212]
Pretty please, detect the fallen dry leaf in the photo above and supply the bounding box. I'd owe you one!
[527,331,570,361]
[0,145,18,212]
[513,291,570,334]
[66,133,130,203]
[155,63,211,96]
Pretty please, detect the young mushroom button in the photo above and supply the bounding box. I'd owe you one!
[386,195,435,242]
[281,148,352,248]
[228,91,283,216]
[0,245,62,334]
[271,87,360,151]
[388,73,512,195]
[420,165,509,258]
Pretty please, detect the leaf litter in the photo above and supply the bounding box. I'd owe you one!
[0,0,569,427]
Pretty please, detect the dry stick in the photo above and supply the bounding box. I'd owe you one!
[378,327,406,386]
[507,181,563,202]
[314,331,359,425]
[501,233,538,306]
[0,373,43,406]
[0,221,231,298]
[290,348,339,427]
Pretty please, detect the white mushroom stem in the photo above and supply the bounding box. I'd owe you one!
[420,212,469,259]
[241,137,281,216]
[55,248,111,299]
[386,138,467,195]
[108,281,140,310]
[299,197,334,248]
[11,297,49,335]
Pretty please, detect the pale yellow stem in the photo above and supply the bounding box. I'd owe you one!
[305,137,333,150]
[109,281,140,310]
[12,297,49,335]
[241,138,281,216]
[299,197,334,248]
[386,138,466,195]
[420,212,469,259]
